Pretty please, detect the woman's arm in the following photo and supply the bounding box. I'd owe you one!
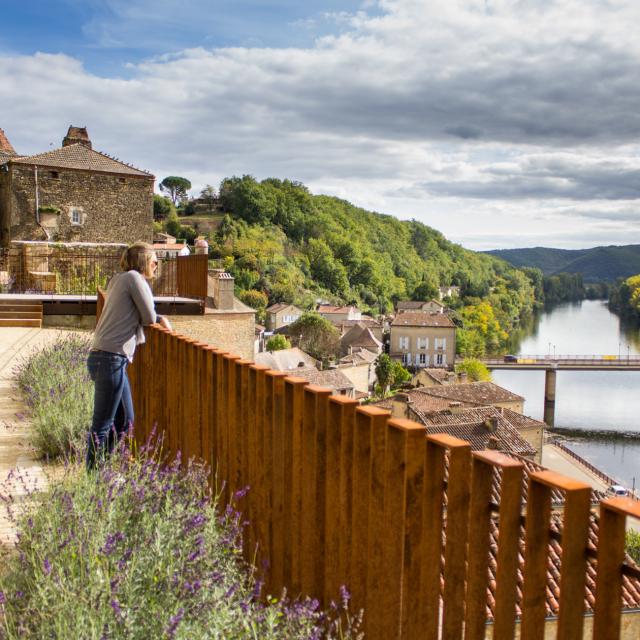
[128,271,157,326]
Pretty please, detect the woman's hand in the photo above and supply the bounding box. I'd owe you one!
[158,316,173,331]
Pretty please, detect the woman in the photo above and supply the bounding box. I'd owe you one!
[87,242,172,469]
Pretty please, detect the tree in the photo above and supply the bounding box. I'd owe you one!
[375,353,394,393]
[391,361,411,387]
[287,312,340,361]
[200,184,217,212]
[153,194,175,221]
[455,358,492,382]
[160,176,192,205]
[266,335,291,352]
[626,530,640,565]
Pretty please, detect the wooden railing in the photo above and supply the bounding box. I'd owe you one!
[128,326,640,639]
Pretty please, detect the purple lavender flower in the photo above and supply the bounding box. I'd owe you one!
[43,557,51,576]
[165,608,184,637]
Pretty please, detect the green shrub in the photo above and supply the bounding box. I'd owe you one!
[627,530,640,565]
[15,332,93,460]
[0,441,361,638]
[266,334,291,352]
[455,358,492,382]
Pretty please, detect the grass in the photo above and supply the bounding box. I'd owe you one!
[14,332,93,460]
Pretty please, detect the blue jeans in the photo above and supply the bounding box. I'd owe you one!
[86,350,134,469]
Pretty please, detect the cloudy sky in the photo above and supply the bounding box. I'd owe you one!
[2,0,640,250]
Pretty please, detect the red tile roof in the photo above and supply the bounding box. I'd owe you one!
[10,143,153,177]
[391,311,455,327]
[417,381,524,405]
[0,128,16,156]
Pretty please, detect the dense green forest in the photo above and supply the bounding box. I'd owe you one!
[485,245,640,284]
[159,176,540,356]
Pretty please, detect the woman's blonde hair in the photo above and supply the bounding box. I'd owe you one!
[120,242,156,278]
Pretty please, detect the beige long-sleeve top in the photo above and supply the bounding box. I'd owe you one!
[92,270,158,361]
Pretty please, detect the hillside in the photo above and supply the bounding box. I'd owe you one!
[485,245,640,283]
[166,175,539,356]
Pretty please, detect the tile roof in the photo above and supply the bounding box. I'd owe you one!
[413,368,453,384]
[339,348,378,366]
[317,304,359,314]
[397,299,444,310]
[391,311,455,328]
[419,406,536,457]
[266,302,301,313]
[417,381,524,405]
[340,323,382,351]
[254,348,318,371]
[0,128,16,156]
[9,143,153,177]
[373,392,468,414]
[293,367,355,391]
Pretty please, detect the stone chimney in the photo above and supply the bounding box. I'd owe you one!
[391,392,412,419]
[63,126,92,149]
[209,269,235,310]
[487,435,500,450]
[484,416,499,432]
[0,128,16,156]
[448,401,464,414]
[458,371,468,383]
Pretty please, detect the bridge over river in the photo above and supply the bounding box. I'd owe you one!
[478,355,640,425]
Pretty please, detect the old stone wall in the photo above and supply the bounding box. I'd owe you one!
[8,165,153,244]
[0,170,10,246]
[167,312,255,361]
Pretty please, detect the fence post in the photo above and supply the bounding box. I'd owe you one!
[322,395,359,604]
[282,376,309,592]
[593,497,640,639]
[351,405,390,632]
[521,471,591,640]
[299,385,332,600]
[464,451,524,640]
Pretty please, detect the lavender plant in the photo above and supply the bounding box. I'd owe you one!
[0,438,361,639]
[14,332,93,460]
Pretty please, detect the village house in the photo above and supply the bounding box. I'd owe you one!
[152,233,189,258]
[390,311,456,368]
[254,347,319,371]
[265,302,303,332]
[438,284,460,299]
[411,367,462,387]
[337,348,378,396]
[339,322,383,357]
[396,299,446,314]
[415,380,525,412]
[0,126,153,246]
[317,304,361,322]
[332,316,384,342]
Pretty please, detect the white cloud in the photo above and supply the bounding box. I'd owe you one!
[2,0,640,249]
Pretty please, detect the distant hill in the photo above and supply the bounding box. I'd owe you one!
[484,245,640,282]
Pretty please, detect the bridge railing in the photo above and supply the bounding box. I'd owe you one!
[482,354,640,365]
[127,326,640,639]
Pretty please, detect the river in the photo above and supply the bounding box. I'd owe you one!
[491,299,640,489]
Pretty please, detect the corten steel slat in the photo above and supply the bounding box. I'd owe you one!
[487,453,524,640]
[250,365,270,575]
[464,451,524,640]
[421,434,470,640]
[299,385,332,600]
[593,497,640,640]
[364,409,391,635]
[556,479,591,640]
[244,364,258,562]
[520,471,556,640]
[378,418,426,640]
[440,435,472,640]
[262,371,277,591]
[234,360,252,496]
[282,377,309,591]
[337,396,359,597]
[167,333,180,461]
[351,406,390,634]
[174,335,190,466]
[182,339,195,463]
[222,354,241,503]
[271,371,290,595]
[153,328,173,449]
[324,395,358,605]
[193,341,210,463]
[202,347,217,487]
[266,371,289,595]
[213,350,228,496]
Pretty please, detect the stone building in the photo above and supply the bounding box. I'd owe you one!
[0,126,154,246]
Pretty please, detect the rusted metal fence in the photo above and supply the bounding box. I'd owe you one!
[1,248,208,301]
[126,324,640,640]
